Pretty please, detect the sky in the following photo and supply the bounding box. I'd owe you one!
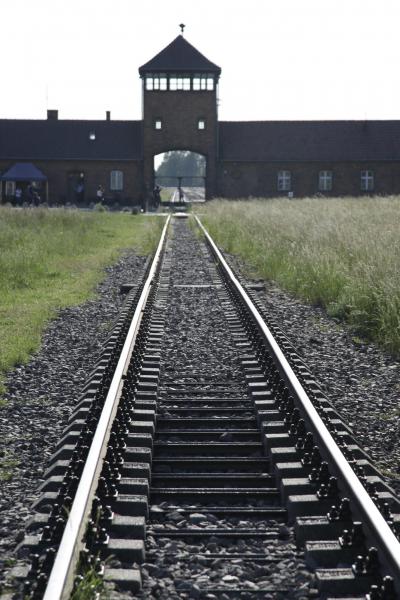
[1,0,400,122]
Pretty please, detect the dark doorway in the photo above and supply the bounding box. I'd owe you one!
[67,172,85,205]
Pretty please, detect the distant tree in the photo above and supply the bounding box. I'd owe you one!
[155,151,205,186]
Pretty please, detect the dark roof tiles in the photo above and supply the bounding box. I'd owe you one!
[0,119,142,160]
[139,35,221,75]
[1,118,400,163]
[219,120,400,162]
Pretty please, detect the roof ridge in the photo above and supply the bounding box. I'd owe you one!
[139,35,221,75]
[221,119,400,125]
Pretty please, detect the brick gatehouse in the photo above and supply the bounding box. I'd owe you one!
[1,34,400,204]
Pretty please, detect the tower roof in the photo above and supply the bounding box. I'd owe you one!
[139,35,221,76]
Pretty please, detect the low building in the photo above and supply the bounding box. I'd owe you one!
[1,34,400,204]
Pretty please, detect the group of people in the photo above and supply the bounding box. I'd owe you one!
[14,183,41,206]
[75,183,104,205]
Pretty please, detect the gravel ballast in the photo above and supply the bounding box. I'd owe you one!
[1,224,399,597]
[0,252,147,593]
[229,255,400,496]
[131,220,313,599]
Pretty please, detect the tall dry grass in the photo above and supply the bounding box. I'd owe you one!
[200,197,400,353]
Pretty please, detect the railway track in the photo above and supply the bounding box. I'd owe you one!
[18,214,400,599]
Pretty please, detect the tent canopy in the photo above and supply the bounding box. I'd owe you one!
[1,162,47,181]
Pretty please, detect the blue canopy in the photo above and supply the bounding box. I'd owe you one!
[1,162,47,181]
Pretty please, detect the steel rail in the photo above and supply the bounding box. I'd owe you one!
[43,215,171,600]
[195,215,400,589]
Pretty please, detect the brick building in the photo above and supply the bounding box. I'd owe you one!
[1,34,400,204]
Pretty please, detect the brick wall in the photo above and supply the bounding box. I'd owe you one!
[142,89,218,198]
[2,157,400,204]
[0,159,143,205]
[217,161,400,198]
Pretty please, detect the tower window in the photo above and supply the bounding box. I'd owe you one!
[169,77,191,91]
[154,119,162,130]
[145,73,215,92]
[198,119,205,130]
[361,170,374,191]
[193,74,214,90]
[277,170,291,191]
[319,170,333,191]
[146,75,168,91]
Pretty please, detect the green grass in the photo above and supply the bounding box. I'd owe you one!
[378,408,400,421]
[0,455,20,481]
[198,196,400,354]
[70,566,107,600]
[160,187,174,202]
[0,207,164,394]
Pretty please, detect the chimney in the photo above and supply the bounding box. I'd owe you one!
[106,110,111,121]
[47,109,58,120]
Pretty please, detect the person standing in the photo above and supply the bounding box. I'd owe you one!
[96,184,104,204]
[27,183,34,205]
[15,186,22,205]
[76,181,84,204]
[153,185,161,209]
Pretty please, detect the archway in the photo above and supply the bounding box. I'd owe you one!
[154,151,206,204]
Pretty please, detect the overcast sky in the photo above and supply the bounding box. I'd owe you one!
[1,0,399,122]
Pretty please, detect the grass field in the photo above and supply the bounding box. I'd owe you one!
[0,207,164,395]
[199,197,400,354]
[160,187,174,202]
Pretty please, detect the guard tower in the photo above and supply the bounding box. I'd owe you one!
[139,32,221,199]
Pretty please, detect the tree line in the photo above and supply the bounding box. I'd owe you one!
[155,151,206,186]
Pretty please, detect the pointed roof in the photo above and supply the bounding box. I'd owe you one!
[139,35,221,76]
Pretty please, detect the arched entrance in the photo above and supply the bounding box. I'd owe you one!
[154,151,206,204]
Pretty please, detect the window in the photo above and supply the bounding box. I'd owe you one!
[169,77,191,91]
[145,74,167,90]
[277,170,291,191]
[154,119,162,130]
[193,74,214,90]
[110,170,123,191]
[146,73,215,91]
[89,131,96,141]
[198,119,205,130]
[361,170,374,191]
[319,170,333,191]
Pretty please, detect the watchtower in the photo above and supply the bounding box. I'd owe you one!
[139,33,221,199]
